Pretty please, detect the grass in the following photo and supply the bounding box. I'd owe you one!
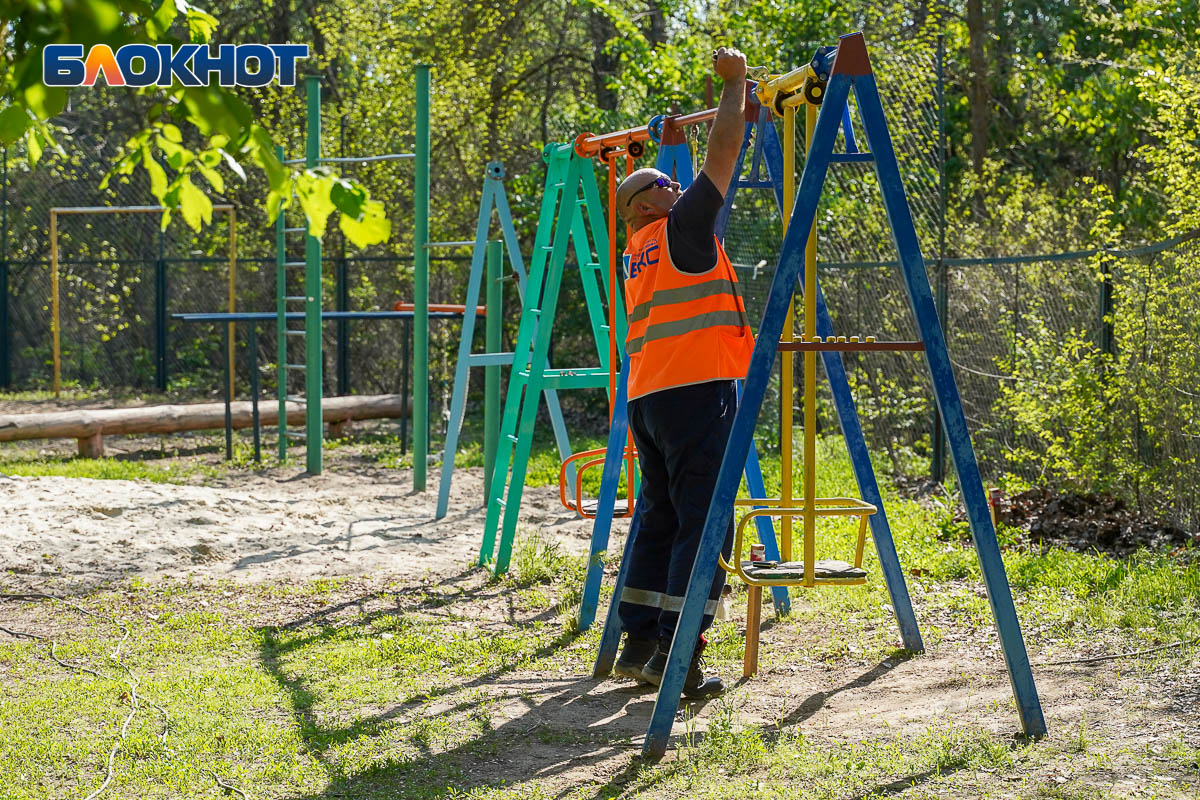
[3,542,1197,798]
[0,452,212,482]
[1,429,1199,797]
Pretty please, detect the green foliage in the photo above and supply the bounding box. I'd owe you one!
[0,0,387,247]
[996,239,1200,521]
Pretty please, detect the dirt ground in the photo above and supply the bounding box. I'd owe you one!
[1,424,1198,796]
[0,457,612,592]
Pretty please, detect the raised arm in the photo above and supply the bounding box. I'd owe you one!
[700,46,747,196]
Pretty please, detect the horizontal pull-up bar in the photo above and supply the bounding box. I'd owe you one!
[573,107,721,157]
[51,204,234,215]
[174,310,471,322]
[281,153,415,165]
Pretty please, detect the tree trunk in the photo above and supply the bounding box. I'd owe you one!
[0,395,409,444]
[589,11,620,111]
[645,1,667,46]
[966,0,990,174]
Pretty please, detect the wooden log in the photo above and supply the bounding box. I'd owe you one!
[0,394,409,445]
[78,430,104,458]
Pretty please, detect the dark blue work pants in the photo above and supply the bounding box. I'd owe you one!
[618,379,736,647]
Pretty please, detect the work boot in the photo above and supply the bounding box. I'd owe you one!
[613,636,657,681]
[639,635,724,700]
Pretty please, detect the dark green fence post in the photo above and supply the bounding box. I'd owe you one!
[1,143,8,389]
[155,229,167,391]
[337,254,349,394]
[931,33,948,483]
[337,114,350,396]
[413,64,431,489]
[1099,256,1115,356]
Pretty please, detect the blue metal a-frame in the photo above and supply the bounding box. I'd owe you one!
[436,162,576,519]
[635,32,1046,758]
[582,86,925,650]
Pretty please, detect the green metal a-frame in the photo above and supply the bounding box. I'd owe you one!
[436,162,577,519]
[479,143,627,575]
[274,70,429,476]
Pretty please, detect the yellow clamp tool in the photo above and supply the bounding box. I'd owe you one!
[751,64,828,114]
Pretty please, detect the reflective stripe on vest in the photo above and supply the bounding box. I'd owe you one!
[628,277,743,325]
[627,308,750,355]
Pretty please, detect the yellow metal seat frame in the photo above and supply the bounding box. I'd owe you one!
[719,497,876,587]
[721,67,878,677]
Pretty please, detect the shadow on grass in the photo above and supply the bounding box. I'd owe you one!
[256,585,1020,800]
[255,570,665,798]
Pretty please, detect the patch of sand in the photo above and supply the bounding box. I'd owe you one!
[0,466,628,591]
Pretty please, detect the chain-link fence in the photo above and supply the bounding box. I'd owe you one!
[0,89,483,414]
[1,40,1195,530]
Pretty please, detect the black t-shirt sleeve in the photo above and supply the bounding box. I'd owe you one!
[666,171,726,273]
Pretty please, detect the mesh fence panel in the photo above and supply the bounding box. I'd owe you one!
[723,45,942,457]
[1,46,1194,530]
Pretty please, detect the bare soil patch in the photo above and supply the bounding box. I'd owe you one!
[0,460,618,593]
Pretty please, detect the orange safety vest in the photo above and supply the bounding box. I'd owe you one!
[622,216,754,400]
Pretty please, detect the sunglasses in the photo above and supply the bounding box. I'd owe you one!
[625,176,671,206]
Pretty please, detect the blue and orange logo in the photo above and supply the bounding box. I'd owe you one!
[43,44,309,87]
[624,240,660,280]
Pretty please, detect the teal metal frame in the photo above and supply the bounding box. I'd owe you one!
[436,162,575,519]
[480,143,625,575]
[273,79,325,473]
[635,33,1045,759]
[413,64,431,489]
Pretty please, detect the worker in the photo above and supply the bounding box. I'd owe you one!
[611,46,754,699]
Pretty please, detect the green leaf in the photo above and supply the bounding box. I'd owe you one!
[339,199,391,248]
[180,88,251,139]
[146,0,179,38]
[177,175,213,230]
[294,171,336,239]
[160,123,183,143]
[0,106,30,144]
[26,129,42,166]
[143,146,168,199]
[196,161,225,194]
[330,177,368,219]
[186,6,219,42]
[22,84,67,119]
[155,133,191,169]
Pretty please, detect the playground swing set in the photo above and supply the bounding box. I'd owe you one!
[504,31,1048,759]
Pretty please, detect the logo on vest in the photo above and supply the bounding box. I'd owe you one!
[624,239,659,280]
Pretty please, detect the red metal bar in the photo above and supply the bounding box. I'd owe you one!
[668,107,719,129]
[392,302,485,316]
[575,127,652,157]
